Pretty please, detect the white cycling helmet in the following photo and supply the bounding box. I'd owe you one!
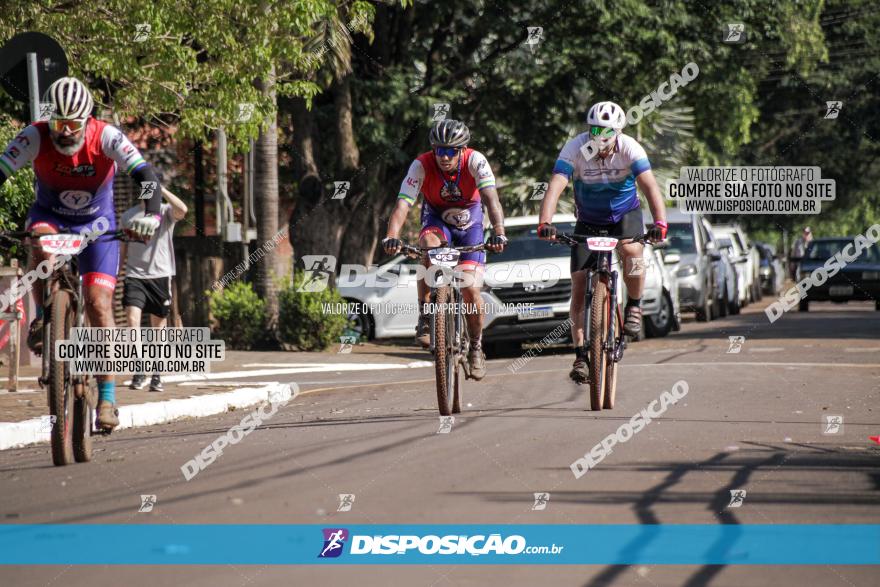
[587,101,625,153]
[587,101,626,129]
[42,76,94,120]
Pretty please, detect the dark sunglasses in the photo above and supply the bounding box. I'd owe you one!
[434,146,460,158]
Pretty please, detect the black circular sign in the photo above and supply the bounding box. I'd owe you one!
[0,32,69,102]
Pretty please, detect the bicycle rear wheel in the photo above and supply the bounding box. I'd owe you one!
[433,286,455,416]
[49,291,75,466]
[588,277,608,411]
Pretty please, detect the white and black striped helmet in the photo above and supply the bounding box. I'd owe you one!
[42,76,94,120]
[429,119,470,148]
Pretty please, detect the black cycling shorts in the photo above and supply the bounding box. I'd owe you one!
[123,276,172,318]
[570,207,646,273]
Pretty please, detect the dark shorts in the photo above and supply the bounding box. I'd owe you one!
[571,207,646,273]
[123,276,172,318]
[26,204,119,289]
[419,203,485,267]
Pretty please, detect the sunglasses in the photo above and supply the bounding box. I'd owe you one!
[50,119,86,133]
[434,146,460,158]
[589,126,616,139]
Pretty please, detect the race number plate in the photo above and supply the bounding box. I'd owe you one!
[586,237,618,251]
[38,234,84,255]
[427,247,461,267]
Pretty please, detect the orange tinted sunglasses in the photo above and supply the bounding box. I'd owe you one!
[50,119,86,133]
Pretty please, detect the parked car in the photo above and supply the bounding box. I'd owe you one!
[794,237,880,311]
[713,223,762,303]
[641,241,682,337]
[659,209,722,321]
[756,241,785,296]
[711,225,752,308]
[481,215,581,355]
[713,236,742,315]
[338,253,422,340]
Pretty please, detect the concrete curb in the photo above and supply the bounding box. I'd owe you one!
[0,382,298,451]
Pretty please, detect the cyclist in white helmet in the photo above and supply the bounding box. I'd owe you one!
[0,76,165,430]
[537,101,667,384]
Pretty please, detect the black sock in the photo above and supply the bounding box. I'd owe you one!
[626,297,641,308]
[575,346,587,359]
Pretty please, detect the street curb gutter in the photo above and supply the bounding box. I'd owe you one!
[0,382,297,451]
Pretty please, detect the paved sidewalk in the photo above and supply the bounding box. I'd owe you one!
[0,343,432,424]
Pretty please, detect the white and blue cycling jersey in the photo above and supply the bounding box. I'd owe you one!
[552,132,652,224]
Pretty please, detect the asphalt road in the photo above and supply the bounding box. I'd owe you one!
[1,300,879,586]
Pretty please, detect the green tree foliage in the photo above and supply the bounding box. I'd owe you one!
[1,0,337,148]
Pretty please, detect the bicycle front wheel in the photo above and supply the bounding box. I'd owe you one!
[49,290,75,466]
[603,302,621,410]
[432,286,455,416]
[588,276,608,411]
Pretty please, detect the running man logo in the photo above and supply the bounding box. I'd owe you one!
[579,140,599,163]
[237,103,255,123]
[133,23,151,42]
[628,257,647,277]
[39,415,57,432]
[337,494,356,512]
[432,103,450,121]
[332,181,350,200]
[524,26,544,51]
[139,494,157,513]
[727,489,747,508]
[38,102,55,120]
[532,492,550,511]
[824,101,843,120]
[437,415,454,434]
[723,23,746,44]
[297,255,337,292]
[338,335,357,354]
[530,182,548,201]
[727,336,745,354]
[318,528,349,558]
[822,415,844,435]
[139,181,158,200]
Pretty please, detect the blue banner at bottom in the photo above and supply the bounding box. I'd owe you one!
[0,524,877,565]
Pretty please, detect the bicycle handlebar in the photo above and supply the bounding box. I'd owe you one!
[553,232,653,247]
[0,229,137,248]
[399,242,487,259]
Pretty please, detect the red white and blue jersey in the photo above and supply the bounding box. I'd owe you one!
[397,148,496,211]
[0,118,147,222]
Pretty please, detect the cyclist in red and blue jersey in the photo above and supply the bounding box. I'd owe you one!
[382,120,507,380]
[0,77,165,429]
[538,101,667,383]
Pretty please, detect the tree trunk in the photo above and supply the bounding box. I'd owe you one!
[254,66,279,329]
[289,98,338,273]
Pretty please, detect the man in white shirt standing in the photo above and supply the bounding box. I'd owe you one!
[121,187,187,391]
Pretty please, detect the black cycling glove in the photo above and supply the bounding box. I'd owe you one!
[537,222,556,240]
[382,237,402,255]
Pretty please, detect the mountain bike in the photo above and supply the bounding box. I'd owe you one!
[0,228,128,466]
[555,231,651,411]
[401,242,487,416]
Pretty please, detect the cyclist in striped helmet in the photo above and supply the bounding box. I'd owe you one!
[382,119,507,380]
[0,76,166,430]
